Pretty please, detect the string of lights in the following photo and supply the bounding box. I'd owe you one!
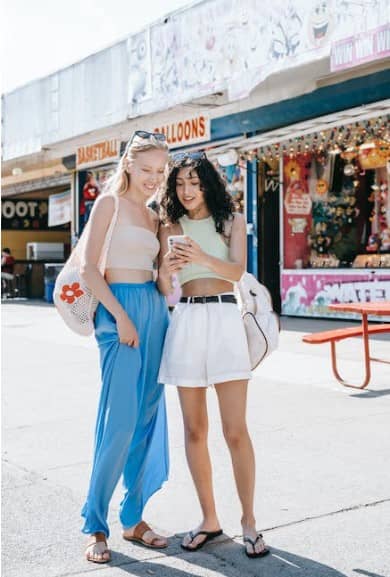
[235,116,390,163]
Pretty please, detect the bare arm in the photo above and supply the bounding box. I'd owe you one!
[157,224,188,296]
[172,213,246,282]
[204,213,246,281]
[80,195,139,346]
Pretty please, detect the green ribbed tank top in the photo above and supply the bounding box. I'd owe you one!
[177,214,229,286]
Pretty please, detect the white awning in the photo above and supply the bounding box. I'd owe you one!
[201,99,390,162]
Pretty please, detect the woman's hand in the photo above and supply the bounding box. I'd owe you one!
[160,249,188,276]
[116,312,139,347]
[172,237,206,266]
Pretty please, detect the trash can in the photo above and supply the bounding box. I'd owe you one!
[44,279,55,303]
[43,263,63,303]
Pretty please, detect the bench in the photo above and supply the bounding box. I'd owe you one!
[303,324,390,344]
[303,323,390,389]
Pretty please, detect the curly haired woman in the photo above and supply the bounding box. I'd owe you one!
[157,152,270,559]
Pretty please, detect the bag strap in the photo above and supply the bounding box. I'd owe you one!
[237,272,257,313]
[98,194,119,274]
[222,215,235,245]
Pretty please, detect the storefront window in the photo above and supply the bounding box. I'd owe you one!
[282,119,389,269]
[78,166,115,234]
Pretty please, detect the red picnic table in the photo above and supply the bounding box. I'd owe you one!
[303,302,390,389]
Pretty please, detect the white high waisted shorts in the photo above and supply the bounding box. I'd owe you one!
[158,293,252,387]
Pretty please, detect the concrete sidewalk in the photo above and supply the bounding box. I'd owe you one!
[2,301,390,577]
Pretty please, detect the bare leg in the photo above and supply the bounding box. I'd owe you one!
[215,380,267,555]
[178,387,221,549]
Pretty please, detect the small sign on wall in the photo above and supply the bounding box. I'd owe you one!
[48,190,71,227]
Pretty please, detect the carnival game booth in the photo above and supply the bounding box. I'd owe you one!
[237,111,390,319]
[281,118,389,319]
[1,187,71,299]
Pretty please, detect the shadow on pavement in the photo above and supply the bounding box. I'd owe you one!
[353,571,387,577]
[281,316,361,333]
[350,388,390,398]
[1,298,52,307]
[107,537,349,576]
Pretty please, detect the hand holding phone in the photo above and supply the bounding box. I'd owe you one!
[167,235,190,250]
[163,235,189,275]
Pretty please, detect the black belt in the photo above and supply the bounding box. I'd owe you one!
[180,295,237,304]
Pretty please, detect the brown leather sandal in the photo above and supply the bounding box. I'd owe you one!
[123,520,168,549]
[85,532,111,563]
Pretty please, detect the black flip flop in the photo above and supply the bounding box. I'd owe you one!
[181,529,223,551]
[243,533,270,558]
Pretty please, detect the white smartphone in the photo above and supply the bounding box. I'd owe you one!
[167,235,190,250]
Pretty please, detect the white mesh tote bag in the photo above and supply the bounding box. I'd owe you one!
[238,272,280,370]
[53,194,119,336]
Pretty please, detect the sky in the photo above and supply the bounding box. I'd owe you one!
[2,0,195,93]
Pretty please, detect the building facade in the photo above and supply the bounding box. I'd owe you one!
[2,0,390,311]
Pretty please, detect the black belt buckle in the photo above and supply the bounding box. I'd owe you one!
[180,295,236,304]
[221,295,236,304]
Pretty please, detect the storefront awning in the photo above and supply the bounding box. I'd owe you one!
[2,174,71,198]
[236,99,390,152]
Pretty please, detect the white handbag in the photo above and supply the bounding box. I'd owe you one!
[53,194,119,336]
[238,272,280,370]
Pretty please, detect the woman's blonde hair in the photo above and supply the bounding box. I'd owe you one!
[103,133,169,197]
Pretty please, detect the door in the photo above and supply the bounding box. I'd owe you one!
[246,159,258,276]
[257,160,281,313]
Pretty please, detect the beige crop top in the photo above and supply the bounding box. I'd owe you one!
[105,217,160,272]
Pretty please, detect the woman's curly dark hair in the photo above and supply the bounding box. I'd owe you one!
[161,156,234,234]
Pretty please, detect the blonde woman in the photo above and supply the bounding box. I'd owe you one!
[80,131,176,563]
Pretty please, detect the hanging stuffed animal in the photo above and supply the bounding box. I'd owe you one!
[380,228,390,252]
[366,233,380,253]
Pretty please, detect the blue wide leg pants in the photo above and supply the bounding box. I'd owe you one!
[81,282,169,538]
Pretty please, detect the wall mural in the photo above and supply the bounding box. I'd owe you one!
[127,30,152,105]
[127,0,389,117]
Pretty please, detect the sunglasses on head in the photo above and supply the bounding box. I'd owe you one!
[129,130,167,144]
[171,151,207,163]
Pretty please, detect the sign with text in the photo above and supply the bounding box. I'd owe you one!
[1,198,69,230]
[154,115,210,148]
[76,139,121,169]
[281,271,390,318]
[331,24,390,72]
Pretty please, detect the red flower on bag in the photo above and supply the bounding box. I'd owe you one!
[60,283,84,304]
